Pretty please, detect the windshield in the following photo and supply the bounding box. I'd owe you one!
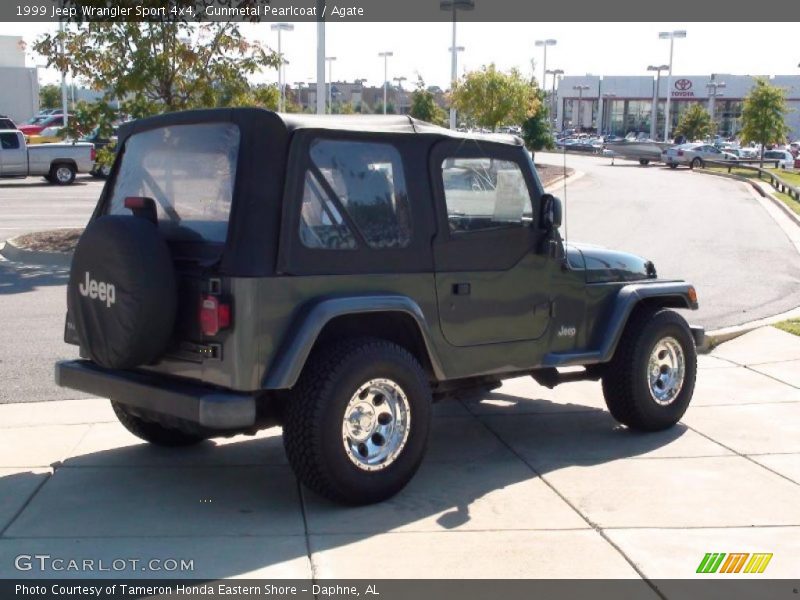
[108,123,240,243]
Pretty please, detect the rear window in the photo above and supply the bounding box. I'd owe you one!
[108,123,240,243]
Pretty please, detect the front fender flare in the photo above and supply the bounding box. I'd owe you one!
[262,295,445,390]
[542,281,699,368]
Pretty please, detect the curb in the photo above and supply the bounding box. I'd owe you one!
[544,169,585,193]
[705,305,800,349]
[0,237,73,268]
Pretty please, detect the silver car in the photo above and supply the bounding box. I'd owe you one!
[664,143,735,169]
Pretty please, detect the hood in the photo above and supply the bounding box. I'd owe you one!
[567,243,657,284]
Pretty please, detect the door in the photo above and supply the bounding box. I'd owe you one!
[0,132,27,176]
[431,140,554,347]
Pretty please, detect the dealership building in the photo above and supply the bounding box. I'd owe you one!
[554,74,800,140]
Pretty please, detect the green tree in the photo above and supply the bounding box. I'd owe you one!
[39,84,61,110]
[409,76,446,126]
[451,64,539,132]
[33,21,280,116]
[521,86,554,158]
[740,77,791,168]
[674,103,715,142]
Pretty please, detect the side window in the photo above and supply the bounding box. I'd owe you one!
[0,133,20,150]
[441,157,532,234]
[300,139,412,249]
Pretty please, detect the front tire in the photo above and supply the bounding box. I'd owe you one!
[669,163,678,169]
[601,308,697,432]
[690,157,704,169]
[639,159,650,166]
[283,338,432,505]
[111,401,207,447]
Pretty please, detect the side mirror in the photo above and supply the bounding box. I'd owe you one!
[541,193,563,231]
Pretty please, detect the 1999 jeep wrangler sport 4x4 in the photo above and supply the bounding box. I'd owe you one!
[56,109,704,505]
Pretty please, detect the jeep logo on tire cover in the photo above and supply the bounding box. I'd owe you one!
[78,271,116,308]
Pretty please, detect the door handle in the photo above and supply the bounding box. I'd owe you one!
[452,283,471,296]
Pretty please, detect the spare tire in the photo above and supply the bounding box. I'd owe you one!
[68,215,177,369]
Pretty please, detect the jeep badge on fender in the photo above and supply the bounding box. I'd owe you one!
[55,108,704,506]
[78,272,116,308]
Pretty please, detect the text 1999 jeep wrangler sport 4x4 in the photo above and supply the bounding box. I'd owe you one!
[56,109,704,505]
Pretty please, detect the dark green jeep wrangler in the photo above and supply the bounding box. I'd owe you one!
[56,109,703,505]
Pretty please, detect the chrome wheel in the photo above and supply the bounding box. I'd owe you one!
[342,378,411,472]
[647,336,686,405]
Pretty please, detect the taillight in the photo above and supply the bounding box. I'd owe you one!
[90,146,96,162]
[199,295,231,336]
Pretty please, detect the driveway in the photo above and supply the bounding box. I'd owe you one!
[1,327,799,587]
[537,152,800,330]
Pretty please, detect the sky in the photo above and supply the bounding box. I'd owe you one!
[3,21,799,90]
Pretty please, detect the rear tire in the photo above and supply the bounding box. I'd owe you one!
[639,159,649,166]
[50,163,76,185]
[669,163,678,169]
[111,401,207,447]
[601,308,697,432]
[283,338,432,505]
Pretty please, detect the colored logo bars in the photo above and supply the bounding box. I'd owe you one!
[696,553,773,574]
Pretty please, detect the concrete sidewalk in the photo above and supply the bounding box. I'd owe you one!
[1,327,799,584]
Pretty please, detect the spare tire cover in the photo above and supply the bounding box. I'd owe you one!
[68,215,177,369]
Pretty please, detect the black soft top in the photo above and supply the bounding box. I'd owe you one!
[110,108,525,277]
[117,107,523,147]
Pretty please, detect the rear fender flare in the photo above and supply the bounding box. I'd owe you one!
[262,295,444,390]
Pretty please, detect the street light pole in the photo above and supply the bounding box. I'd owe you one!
[545,68,563,134]
[706,75,727,132]
[58,20,68,126]
[378,51,393,114]
[440,0,474,129]
[316,1,326,115]
[659,29,686,141]
[598,93,615,137]
[271,23,294,112]
[535,39,557,90]
[393,76,407,113]
[573,85,589,133]
[648,64,668,140]
[325,56,336,114]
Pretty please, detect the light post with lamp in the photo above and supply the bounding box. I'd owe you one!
[545,68,563,132]
[659,29,687,141]
[378,51,393,114]
[706,75,727,133]
[440,0,474,129]
[598,93,615,137]
[534,39,557,90]
[393,76,407,114]
[271,23,294,112]
[326,56,337,114]
[573,84,589,133]
[647,64,669,140]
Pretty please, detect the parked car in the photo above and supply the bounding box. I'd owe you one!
[26,125,65,145]
[0,129,95,184]
[55,109,703,505]
[18,113,66,136]
[663,143,734,169]
[0,115,16,130]
[762,150,795,169]
[82,125,119,178]
[738,146,759,159]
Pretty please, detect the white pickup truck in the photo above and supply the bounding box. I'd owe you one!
[0,129,95,185]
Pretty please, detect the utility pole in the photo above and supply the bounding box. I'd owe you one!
[326,57,337,114]
[545,68,564,134]
[706,75,727,133]
[58,20,68,126]
[271,23,294,112]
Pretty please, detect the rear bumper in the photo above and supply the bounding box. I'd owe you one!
[55,360,256,430]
